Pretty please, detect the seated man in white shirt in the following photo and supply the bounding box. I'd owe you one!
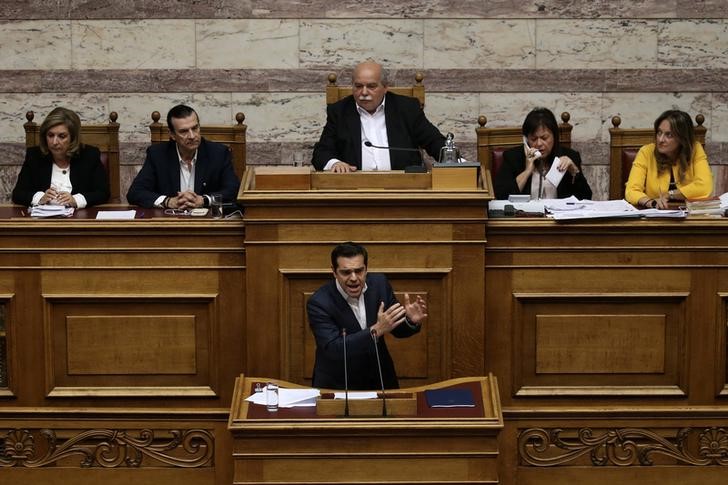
[126,104,240,209]
[311,61,447,173]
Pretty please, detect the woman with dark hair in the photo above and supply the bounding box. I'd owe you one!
[494,107,592,200]
[625,110,712,209]
[12,107,109,208]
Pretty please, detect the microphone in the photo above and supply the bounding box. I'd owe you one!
[342,328,349,417]
[363,140,421,153]
[370,328,387,417]
[363,141,426,173]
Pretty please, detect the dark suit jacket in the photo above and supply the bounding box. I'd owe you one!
[493,145,593,200]
[12,145,110,207]
[126,138,240,208]
[307,273,420,390]
[311,92,446,171]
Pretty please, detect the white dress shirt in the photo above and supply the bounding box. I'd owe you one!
[324,98,391,171]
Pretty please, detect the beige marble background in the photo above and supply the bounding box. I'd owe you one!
[1,3,727,202]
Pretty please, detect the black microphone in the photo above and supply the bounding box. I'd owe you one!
[370,329,387,417]
[342,328,349,417]
[363,140,421,153]
[363,141,426,173]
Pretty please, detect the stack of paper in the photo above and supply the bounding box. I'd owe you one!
[550,199,640,221]
[687,197,722,215]
[30,204,74,218]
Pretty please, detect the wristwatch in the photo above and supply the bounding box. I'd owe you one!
[668,189,676,200]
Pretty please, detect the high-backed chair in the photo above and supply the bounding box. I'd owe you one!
[24,111,121,203]
[608,114,706,200]
[326,72,425,108]
[475,112,573,181]
[149,111,247,181]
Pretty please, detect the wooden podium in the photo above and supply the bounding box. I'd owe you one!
[239,167,493,389]
[228,374,503,484]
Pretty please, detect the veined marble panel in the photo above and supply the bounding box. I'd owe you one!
[658,20,728,68]
[68,0,253,19]
[536,19,659,69]
[0,21,72,69]
[299,20,423,69]
[196,19,299,69]
[71,20,196,69]
[424,20,535,69]
[676,0,728,18]
[426,93,480,146]
[582,164,609,200]
[477,92,603,142]
[710,93,728,143]
[601,92,712,142]
[0,93,109,143]
[1,0,687,20]
[231,92,325,142]
[108,93,234,142]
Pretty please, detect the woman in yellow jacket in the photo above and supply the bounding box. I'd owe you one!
[625,110,712,209]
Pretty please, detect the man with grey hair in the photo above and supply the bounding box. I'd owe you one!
[312,61,446,173]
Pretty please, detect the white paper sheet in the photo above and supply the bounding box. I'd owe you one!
[96,210,137,220]
[545,156,566,187]
[245,388,321,408]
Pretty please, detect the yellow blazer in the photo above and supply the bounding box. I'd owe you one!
[625,142,712,204]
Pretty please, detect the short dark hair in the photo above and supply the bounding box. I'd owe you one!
[653,109,695,182]
[522,107,561,155]
[167,104,198,132]
[331,242,368,270]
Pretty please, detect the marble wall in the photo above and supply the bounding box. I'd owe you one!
[1,1,727,202]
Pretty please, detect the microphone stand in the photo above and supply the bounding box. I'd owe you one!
[370,329,387,417]
[362,141,426,173]
[342,329,349,417]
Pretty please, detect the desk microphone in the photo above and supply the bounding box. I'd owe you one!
[342,328,350,417]
[363,141,426,173]
[370,328,388,417]
[363,140,421,153]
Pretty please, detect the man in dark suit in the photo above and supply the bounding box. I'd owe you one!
[307,242,428,390]
[126,104,240,209]
[311,61,446,172]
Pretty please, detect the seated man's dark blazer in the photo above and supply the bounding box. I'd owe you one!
[311,92,446,171]
[12,144,110,207]
[307,273,421,390]
[126,138,240,208]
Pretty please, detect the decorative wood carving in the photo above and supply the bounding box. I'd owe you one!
[0,428,213,468]
[518,427,728,467]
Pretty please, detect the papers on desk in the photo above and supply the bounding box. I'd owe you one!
[245,388,321,408]
[30,204,74,218]
[96,210,137,220]
[549,199,641,221]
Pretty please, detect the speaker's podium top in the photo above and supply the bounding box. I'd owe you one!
[228,374,503,430]
[239,164,493,202]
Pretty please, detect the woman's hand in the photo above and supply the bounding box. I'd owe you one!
[557,156,580,176]
[53,191,77,207]
[39,187,59,205]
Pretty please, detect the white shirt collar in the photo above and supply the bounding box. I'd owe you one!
[176,144,198,166]
[335,279,368,304]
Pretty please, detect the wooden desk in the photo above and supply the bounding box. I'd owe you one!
[485,217,728,485]
[0,205,245,485]
[229,374,503,484]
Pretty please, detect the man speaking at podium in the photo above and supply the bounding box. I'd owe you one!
[307,242,428,390]
[311,61,446,173]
